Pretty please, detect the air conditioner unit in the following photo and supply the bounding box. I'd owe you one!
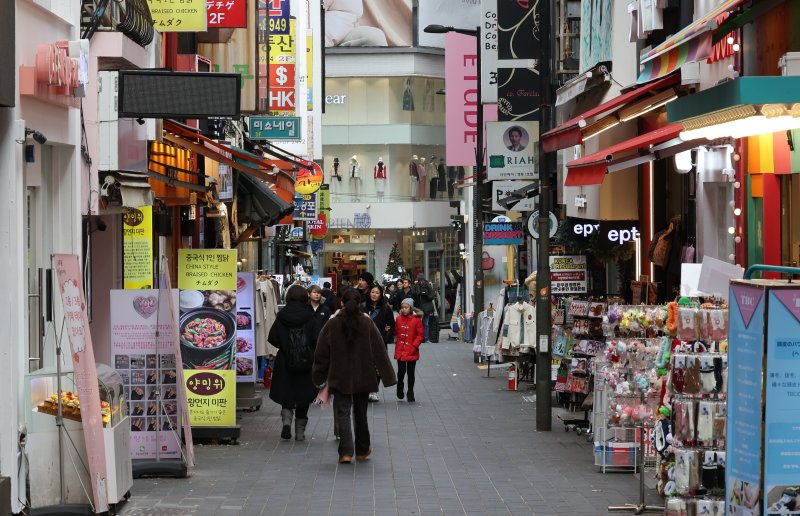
[97,71,153,173]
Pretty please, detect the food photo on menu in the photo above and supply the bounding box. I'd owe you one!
[178,289,238,370]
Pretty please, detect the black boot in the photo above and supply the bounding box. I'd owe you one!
[407,390,415,403]
[280,408,293,440]
[295,418,308,442]
[396,382,404,400]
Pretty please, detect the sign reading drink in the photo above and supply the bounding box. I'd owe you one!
[483,222,524,245]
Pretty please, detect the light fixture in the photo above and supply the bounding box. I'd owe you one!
[25,127,47,144]
[728,226,736,234]
[618,89,678,122]
[733,43,740,52]
[734,207,742,216]
[680,104,800,141]
[582,115,620,140]
[727,36,735,45]
[734,181,741,189]
[735,236,742,243]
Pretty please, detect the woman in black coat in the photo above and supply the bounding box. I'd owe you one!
[362,284,396,402]
[268,284,324,442]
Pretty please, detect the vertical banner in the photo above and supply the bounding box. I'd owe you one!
[726,284,765,515]
[235,272,256,382]
[445,32,480,168]
[53,254,109,513]
[177,250,237,427]
[111,289,182,460]
[498,0,541,59]
[123,206,154,289]
[763,289,800,515]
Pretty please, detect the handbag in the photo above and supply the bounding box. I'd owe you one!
[481,251,495,271]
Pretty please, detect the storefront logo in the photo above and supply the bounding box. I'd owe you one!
[571,219,640,245]
[186,372,226,395]
[324,94,347,105]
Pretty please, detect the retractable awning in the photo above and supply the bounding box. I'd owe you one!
[542,73,680,153]
[564,124,687,186]
[236,171,295,227]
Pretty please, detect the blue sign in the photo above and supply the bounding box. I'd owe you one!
[483,222,524,245]
[763,289,800,515]
[727,284,765,514]
[249,116,301,140]
[292,193,317,221]
[265,0,290,35]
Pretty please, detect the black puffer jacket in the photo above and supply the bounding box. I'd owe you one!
[267,301,324,407]
[362,297,395,345]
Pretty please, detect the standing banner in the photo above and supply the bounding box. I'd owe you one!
[235,272,257,383]
[487,121,539,180]
[53,254,109,513]
[110,289,182,460]
[548,255,587,294]
[147,0,207,32]
[123,206,153,289]
[177,250,237,427]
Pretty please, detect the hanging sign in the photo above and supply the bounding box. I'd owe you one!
[527,210,558,239]
[249,116,302,141]
[487,121,539,180]
[123,206,154,289]
[483,222,524,245]
[147,0,207,32]
[294,162,323,194]
[292,192,318,221]
[207,0,247,27]
[548,255,587,294]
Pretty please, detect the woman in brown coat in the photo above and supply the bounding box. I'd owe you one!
[312,288,397,464]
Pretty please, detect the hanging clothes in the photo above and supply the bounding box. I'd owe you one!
[474,310,499,358]
[256,280,279,356]
[500,302,536,353]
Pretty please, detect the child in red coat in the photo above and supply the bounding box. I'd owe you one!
[394,298,424,402]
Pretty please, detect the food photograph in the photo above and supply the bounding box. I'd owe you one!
[178,289,238,371]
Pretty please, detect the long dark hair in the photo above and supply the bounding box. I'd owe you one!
[340,287,362,342]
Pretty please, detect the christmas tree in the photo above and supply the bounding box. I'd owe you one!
[384,242,403,280]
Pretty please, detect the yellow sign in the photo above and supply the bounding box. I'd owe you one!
[123,206,153,289]
[147,0,207,32]
[178,249,237,290]
[184,370,236,427]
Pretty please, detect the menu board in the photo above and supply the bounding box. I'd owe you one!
[110,289,182,459]
[235,272,256,383]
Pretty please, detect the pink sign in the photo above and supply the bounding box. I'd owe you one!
[53,254,109,513]
[445,32,498,167]
[731,284,763,329]
[773,289,800,324]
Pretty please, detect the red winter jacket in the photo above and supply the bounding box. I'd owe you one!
[394,313,424,361]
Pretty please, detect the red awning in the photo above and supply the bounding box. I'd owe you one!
[542,73,680,153]
[564,124,685,186]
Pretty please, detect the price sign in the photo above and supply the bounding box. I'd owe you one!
[249,116,302,140]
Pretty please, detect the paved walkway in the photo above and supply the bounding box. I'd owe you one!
[119,337,661,516]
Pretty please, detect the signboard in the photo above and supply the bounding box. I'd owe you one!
[249,116,302,140]
[308,216,327,237]
[293,192,317,221]
[445,32,480,168]
[177,249,237,427]
[483,222,524,245]
[497,67,541,121]
[492,180,539,212]
[53,254,109,514]
[207,0,247,27]
[234,273,256,383]
[549,255,587,294]
[267,18,296,115]
[266,0,289,34]
[487,121,539,180]
[295,162,323,194]
[111,289,182,460]
[527,210,558,240]
[726,284,765,515]
[324,0,412,47]
[147,0,207,32]
[123,206,154,289]
[566,218,641,245]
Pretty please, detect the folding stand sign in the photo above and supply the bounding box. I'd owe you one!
[234,271,263,412]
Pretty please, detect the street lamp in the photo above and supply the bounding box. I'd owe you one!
[424,23,485,318]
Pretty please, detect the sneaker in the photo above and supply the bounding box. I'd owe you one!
[368,392,380,402]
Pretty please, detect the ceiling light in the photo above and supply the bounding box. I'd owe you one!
[727,36,735,45]
[734,207,742,216]
[728,226,736,234]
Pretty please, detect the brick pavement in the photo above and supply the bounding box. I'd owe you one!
[118,337,661,516]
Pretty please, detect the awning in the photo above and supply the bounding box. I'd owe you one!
[555,62,611,107]
[565,124,686,186]
[236,171,295,227]
[637,0,751,83]
[542,73,680,153]
[99,170,155,208]
[748,130,800,174]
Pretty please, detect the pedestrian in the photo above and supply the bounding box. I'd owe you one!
[394,297,424,402]
[320,281,339,314]
[411,273,437,342]
[268,284,325,441]
[392,277,413,312]
[313,288,397,464]
[356,271,375,304]
[362,284,395,402]
[307,284,332,325]
[385,282,398,310]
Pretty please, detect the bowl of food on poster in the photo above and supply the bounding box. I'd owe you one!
[179,307,236,370]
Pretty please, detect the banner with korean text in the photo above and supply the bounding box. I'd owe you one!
[123,206,153,289]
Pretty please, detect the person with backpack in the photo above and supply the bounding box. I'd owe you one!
[312,288,397,464]
[411,274,437,342]
[362,284,395,402]
[268,284,325,441]
[394,298,424,402]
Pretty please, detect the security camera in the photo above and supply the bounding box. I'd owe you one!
[25,127,47,145]
[135,118,145,126]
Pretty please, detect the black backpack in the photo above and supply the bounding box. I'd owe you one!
[284,326,313,373]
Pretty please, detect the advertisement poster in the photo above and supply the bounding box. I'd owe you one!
[324,0,412,47]
[764,289,800,515]
[110,289,182,460]
[235,272,257,383]
[497,67,541,121]
[726,284,765,515]
[147,0,207,32]
[178,249,238,427]
[123,206,153,289]
[207,0,246,27]
[417,0,481,48]
[53,254,109,514]
[549,255,587,294]
[498,0,541,59]
[491,180,539,212]
[487,121,539,180]
[483,222,524,245]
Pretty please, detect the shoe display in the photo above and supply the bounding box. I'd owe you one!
[338,455,353,464]
[356,447,372,461]
[368,392,380,402]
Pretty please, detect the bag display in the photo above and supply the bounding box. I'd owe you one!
[481,252,495,271]
[284,326,313,373]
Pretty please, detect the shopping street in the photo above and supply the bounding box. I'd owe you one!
[118,337,659,516]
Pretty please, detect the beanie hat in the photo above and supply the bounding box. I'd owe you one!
[358,271,375,286]
[416,273,426,281]
[401,298,415,308]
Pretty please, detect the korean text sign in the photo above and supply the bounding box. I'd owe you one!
[178,249,237,290]
[207,0,246,28]
[123,206,153,289]
[548,255,587,294]
[184,370,236,426]
[147,0,207,32]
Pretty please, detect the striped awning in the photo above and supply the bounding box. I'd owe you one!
[747,130,800,174]
[637,0,753,83]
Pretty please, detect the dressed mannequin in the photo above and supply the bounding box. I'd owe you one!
[447,166,463,200]
[417,157,427,200]
[330,157,343,182]
[374,157,387,200]
[437,157,447,195]
[329,157,343,202]
[409,155,420,200]
[349,155,361,202]
[427,157,439,199]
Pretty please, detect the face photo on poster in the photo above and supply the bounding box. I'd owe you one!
[497,67,541,121]
[504,125,529,152]
[487,121,538,181]
[324,0,412,47]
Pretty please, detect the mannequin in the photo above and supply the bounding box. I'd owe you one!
[409,155,420,200]
[437,157,447,194]
[447,166,464,200]
[427,157,439,199]
[330,157,342,181]
[349,155,361,202]
[374,157,387,200]
[329,157,343,202]
[417,157,427,200]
